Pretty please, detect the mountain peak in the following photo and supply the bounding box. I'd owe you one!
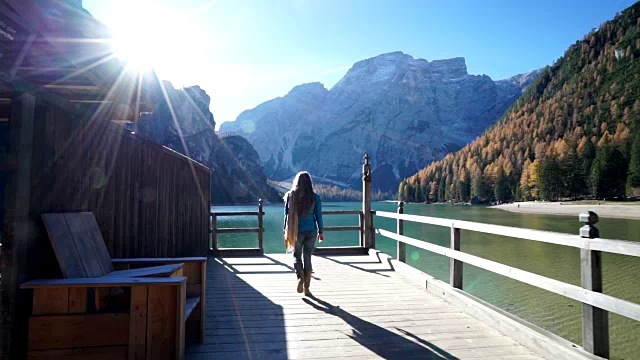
[430,57,467,78]
[501,68,545,90]
[372,51,413,60]
[287,82,327,96]
[346,52,469,81]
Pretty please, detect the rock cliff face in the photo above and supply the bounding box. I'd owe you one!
[131,81,280,204]
[221,52,537,192]
[504,68,544,91]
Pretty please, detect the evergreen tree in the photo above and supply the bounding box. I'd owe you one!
[406,182,415,202]
[460,171,471,202]
[438,176,446,202]
[444,174,453,201]
[627,133,640,191]
[538,155,564,200]
[562,149,585,199]
[423,182,431,203]
[471,171,486,201]
[579,136,596,187]
[414,181,423,202]
[591,139,628,198]
[398,181,406,201]
[494,166,510,203]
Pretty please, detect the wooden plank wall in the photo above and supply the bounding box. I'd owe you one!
[29,100,211,259]
[1,94,211,358]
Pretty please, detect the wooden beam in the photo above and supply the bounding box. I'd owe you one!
[313,246,369,255]
[129,286,148,360]
[323,210,362,215]
[215,228,261,234]
[323,226,362,232]
[450,227,462,289]
[210,211,261,217]
[42,84,101,91]
[28,314,130,350]
[362,153,373,248]
[18,67,77,73]
[216,248,263,257]
[21,277,187,289]
[2,92,36,358]
[397,201,405,262]
[257,199,264,255]
[581,248,609,357]
[211,215,218,252]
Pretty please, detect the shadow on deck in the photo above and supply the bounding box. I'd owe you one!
[186,254,542,360]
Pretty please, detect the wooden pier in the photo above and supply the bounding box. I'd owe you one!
[186,253,544,360]
[200,156,640,360]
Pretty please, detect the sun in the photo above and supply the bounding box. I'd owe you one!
[109,5,204,84]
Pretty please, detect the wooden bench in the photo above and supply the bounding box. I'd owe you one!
[20,212,206,360]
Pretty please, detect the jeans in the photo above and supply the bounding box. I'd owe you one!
[293,231,316,271]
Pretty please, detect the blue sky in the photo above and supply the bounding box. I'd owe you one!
[84,0,636,127]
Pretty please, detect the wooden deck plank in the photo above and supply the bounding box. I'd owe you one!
[186,254,545,360]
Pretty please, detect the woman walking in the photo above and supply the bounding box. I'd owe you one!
[283,172,324,296]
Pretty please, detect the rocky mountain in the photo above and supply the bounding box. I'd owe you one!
[221,52,537,192]
[504,69,544,91]
[400,2,640,203]
[131,81,281,204]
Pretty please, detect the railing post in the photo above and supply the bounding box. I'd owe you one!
[397,201,405,262]
[358,211,364,248]
[258,199,264,255]
[362,153,374,249]
[450,226,462,289]
[211,214,218,254]
[579,211,609,358]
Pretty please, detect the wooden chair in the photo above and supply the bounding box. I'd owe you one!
[20,212,206,360]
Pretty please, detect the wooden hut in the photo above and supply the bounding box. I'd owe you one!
[0,1,211,357]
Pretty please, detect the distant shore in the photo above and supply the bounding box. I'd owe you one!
[491,201,640,220]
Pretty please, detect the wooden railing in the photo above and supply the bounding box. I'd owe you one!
[315,210,365,254]
[210,199,265,257]
[375,201,640,359]
[210,200,366,256]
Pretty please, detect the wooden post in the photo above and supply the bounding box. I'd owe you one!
[257,199,264,255]
[579,211,609,358]
[362,153,374,249]
[358,211,364,248]
[397,201,405,262]
[2,92,36,358]
[210,214,218,254]
[450,226,462,289]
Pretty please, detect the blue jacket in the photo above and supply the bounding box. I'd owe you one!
[284,193,324,233]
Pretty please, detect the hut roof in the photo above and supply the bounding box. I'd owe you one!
[1,0,152,122]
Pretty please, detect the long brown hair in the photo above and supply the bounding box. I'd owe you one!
[289,171,316,217]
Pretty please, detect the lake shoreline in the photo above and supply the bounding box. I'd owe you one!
[491,201,640,220]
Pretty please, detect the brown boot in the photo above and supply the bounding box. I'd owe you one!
[303,270,312,296]
[294,263,304,293]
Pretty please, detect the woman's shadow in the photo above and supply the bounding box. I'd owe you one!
[302,295,459,360]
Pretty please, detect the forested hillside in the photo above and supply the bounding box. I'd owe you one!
[399,3,640,203]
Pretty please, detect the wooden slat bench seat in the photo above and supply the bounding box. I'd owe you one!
[20,212,207,360]
[185,297,200,320]
[105,263,184,278]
